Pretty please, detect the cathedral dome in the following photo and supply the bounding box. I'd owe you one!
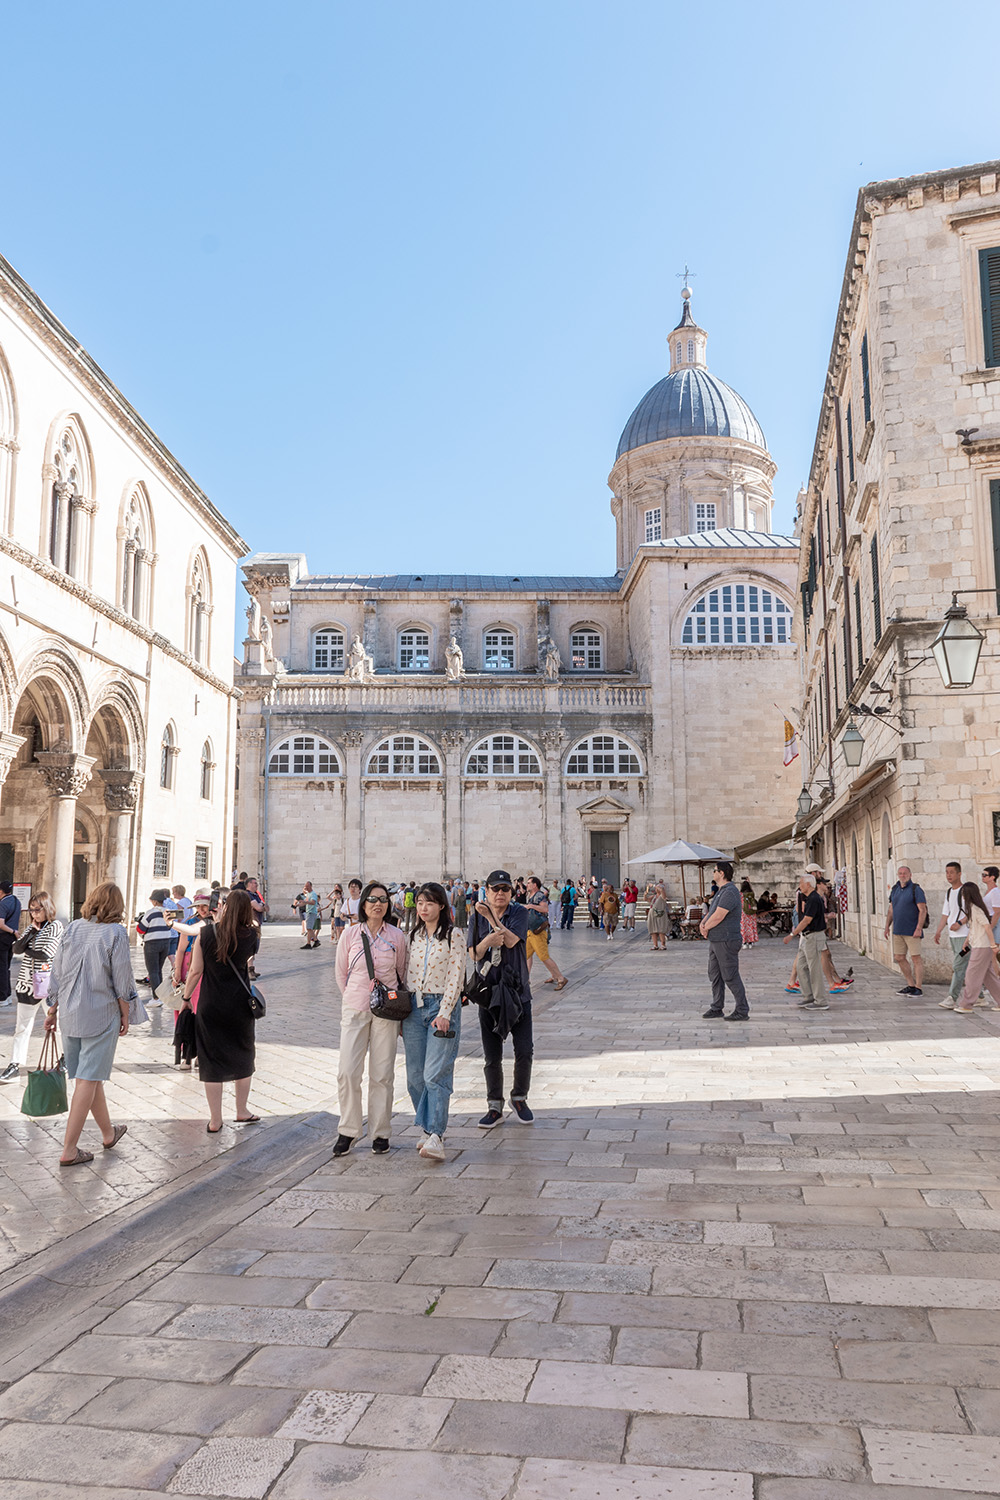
[616,291,766,459]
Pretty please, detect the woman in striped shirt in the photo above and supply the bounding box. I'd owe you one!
[0,892,63,1085]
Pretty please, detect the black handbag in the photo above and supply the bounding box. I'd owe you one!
[462,913,499,1006]
[228,957,266,1019]
[361,930,412,1022]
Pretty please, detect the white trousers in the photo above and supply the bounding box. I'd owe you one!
[12,1000,44,1066]
[337,1002,399,1140]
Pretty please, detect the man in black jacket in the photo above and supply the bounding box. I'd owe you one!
[468,870,533,1129]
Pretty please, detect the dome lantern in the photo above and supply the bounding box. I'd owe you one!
[669,292,708,372]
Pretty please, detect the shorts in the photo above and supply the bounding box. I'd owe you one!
[526,928,550,962]
[892,933,923,957]
[306,918,321,933]
[64,1015,120,1082]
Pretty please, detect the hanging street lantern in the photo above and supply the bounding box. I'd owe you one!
[796,786,814,820]
[841,719,865,767]
[932,600,985,689]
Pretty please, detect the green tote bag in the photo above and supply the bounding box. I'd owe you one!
[20,1028,68,1117]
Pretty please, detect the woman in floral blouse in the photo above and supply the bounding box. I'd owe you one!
[402,881,467,1162]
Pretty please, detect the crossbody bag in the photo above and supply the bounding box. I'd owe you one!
[361,929,412,1022]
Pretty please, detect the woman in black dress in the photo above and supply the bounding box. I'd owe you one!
[183,889,260,1133]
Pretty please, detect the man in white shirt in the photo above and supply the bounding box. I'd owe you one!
[933,861,971,1009]
[982,866,1000,940]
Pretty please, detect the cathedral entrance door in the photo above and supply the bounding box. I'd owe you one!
[590,831,620,888]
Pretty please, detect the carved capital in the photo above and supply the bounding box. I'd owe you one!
[540,730,565,754]
[342,729,365,748]
[0,731,26,785]
[35,751,97,799]
[441,729,466,751]
[98,768,143,813]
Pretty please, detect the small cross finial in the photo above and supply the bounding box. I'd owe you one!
[677,265,695,297]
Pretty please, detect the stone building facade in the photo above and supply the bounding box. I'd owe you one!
[0,252,246,922]
[793,158,1000,975]
[238,295,802,903]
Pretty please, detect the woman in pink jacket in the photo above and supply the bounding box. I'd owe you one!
[333,879,409,1157]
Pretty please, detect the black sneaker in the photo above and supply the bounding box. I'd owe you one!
[478,1109,504,1129]
[371,1137,390,1154]
[0,1062,18,1083]
[332,1134,354,1157]
[702,1008,724,1019]
[909,988,923,996]
[511,1099,534,1124]
[723,1012,749,1022]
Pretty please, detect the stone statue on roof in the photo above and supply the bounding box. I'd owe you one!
[543,638,561,680]
[445,637,464,680]
[344,633,374,682]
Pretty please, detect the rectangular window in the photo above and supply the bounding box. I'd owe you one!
[694,502,716,533]
[991,479,1000,612]
[854,579,864,668]
[644,507,662,543]
[153,839,170,879]
[842,616,853,695]
[870,534,882,641]
[194,846,209,881]
[846,401,855,482]
[832,643,839,714]
[399,631,429,670]
[313,631,345,670]
[860,332,872,425]
[571,631,602,670]
[484,631,515,670]
[980,247,1000,368]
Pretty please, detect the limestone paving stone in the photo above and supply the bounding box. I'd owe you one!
[335,1311,502,1354]
[94,1300,188,1335]
[626,1415,866,1481]
[246,1251,413,1281]
[0,1422,200,1489]
[825,1273,1000,1309]
[70,1378,300,1437]
[928,1308,1000,1343]
[557,1291,739,1330]
[44,1334,255,1382]
[837,1339,1000,1387]
[167,1438,294,1498]
[436,1398,629,1462]
[275,1390,375,1443]
[160,1305,350,1346]
[611,1325,700,1368]
[141,1271,320,1306]
[346,1392,453,1448]
[700,1331,840,1376]
[269,1445,519,1500]
[863,1427,1000,1491]
[305,1280,443,1314]
[741,1300,933,1341]
[495,1319,614,1363]
[749,1374,968,1431]
[0,1372,113,1422]
[233,1345,438,1393]
[424,1353,538,1401]
[485,1258,651,1293]
[400,1254,496,1285]
[430,1286,561,1321]
[528,1360,749,1417]
[514,1458,753,1499]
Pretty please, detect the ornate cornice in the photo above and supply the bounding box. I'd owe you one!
[0,531,240,700]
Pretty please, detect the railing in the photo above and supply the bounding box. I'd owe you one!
[270,677,649,713]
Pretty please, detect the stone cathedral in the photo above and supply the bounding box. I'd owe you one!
[236,293,801,902]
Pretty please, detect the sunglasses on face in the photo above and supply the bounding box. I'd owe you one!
[366,896,388,905]
[489,884,512,893]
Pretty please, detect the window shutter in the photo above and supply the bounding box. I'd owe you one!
[860,334,872,425]
[991,478,1000,611]
[870,535,882,641]
[854,579,864,668]
[846,401,854,481]
[842,616,853,693]
[979,248,1000,368]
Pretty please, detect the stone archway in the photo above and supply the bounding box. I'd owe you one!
[83,701,143,907]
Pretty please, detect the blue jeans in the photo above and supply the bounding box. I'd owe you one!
[401,993,461,1136]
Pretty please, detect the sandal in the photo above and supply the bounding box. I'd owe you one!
[102,1124,128,1150]
[60,1149,94,1166]
[554,978,569,991]
[236,1114,261,1124]
[206,1122,224,1134]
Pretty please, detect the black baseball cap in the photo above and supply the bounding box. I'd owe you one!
[486,869,513,887]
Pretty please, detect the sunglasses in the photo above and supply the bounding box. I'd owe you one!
[489,884,512,893]
[366,895,388,905]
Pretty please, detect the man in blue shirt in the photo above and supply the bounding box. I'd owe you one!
[884,864,927,997]
[0,881,22,1008]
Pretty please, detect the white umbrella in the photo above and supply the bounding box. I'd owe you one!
[627,839,731,907]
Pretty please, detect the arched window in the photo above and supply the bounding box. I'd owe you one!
[398,628,430,671]
[160,724,175,790]
[119,485,153,624]
[484,629,515,671]
[566,735,642,775]
[312,628,345,671]
[681,582,793,646]
[570,629,603,671]
[675,342,682,364]
[187,550,212,663]
[46,419,93,579]
[465,734,541,776]
[366,734,440,775]
[268,735,341,775]
[687,338,694,362]
[200,741,214,801]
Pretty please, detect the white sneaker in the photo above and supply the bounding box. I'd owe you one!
[415,1131,430,1151]
[938,998,955,1009]
[419,1132,446,1161]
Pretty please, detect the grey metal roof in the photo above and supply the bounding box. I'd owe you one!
[654,528,799,549]
[617,367,766,458]
[297,574,622,593]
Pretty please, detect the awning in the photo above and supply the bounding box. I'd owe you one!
[733,822,798,861]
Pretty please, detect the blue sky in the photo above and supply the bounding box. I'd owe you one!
[2,1,997,586]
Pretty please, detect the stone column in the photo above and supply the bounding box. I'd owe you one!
[541,729,565,880]
[0,732,26,817]
[98,770,143,894]
[236,724,266,877]
[342,730,365,879]
[442,730,466,878]
[35,753,96,923]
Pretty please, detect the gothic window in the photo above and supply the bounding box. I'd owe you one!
[566,734,642,775]
[188,551,211,663]
[119,485,153,624]
[200,741,214,801]
[681,582,793,645]
[644,507,662,543]
[694,502,717,533]
[675,342,682,363]
[686,338,694,361]
[268,735,341,775]
[160,724,175,790]
[47,423,92,578]
[398,629,430,670]
[570,629,603,670]
[312,628,345,670]
[366,734,441,775]
[465,734,541,776]
[484,629,515,671]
